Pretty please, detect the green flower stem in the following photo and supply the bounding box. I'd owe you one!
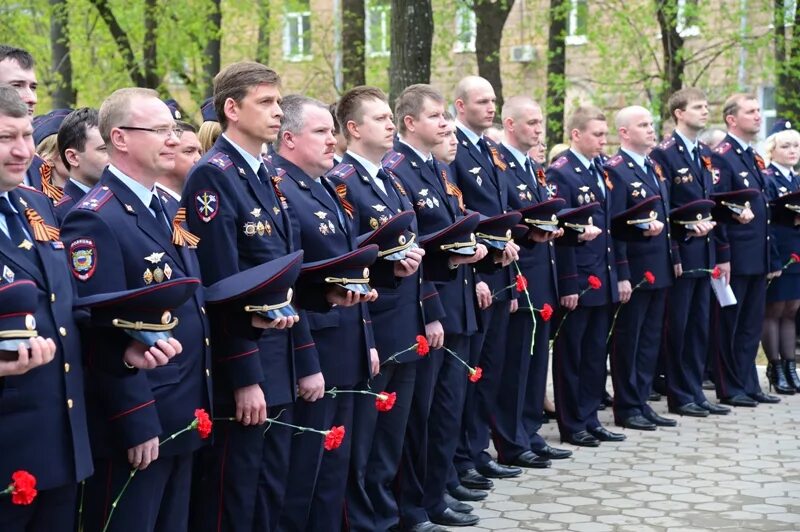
[325,387,384,399]
[512,261,537,356]
[442,346,476,373]
[607,278,648,343]
[380,343,417,366]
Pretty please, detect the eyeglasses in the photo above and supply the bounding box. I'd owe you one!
[118,126,184,139]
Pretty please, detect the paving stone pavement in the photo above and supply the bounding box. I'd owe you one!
[459,367,800,531]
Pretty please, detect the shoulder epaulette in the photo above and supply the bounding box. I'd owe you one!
[763,167,776,176]
[656,137,675,150]
[76,185,114,211]
[54,195,73,207]
[382,150,405,170]
[328,163,356,180]
[606,154,624,168]
[17,183,45,196]
[276,167,287,178]
[714,141,732,155]
[550,156,568,169]
[208,152,233,171]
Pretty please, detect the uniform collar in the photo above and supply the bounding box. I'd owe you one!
[155,181,181,201]
[620,147,647,172]
[397,137,432,163]
[502,142,529,168]
[455,120,482,148]
[569,148,592,170]
[673,128,698,153]
[772,161,794,180]
[728,132,751,152]
[69,178,91,193]
[345,149,380,179]
[221,133,263,175]
[107,164,155,208]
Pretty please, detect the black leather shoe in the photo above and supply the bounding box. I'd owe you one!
[503,450,551,469]
[652,376,667,395]
[702,379,716,390]
[430,507,479,527]
[721,394,758,407]
[533,444,572,460]
[698,400,730,415]
[476,460,522,479]
[618,414,656,430]
[648,391,662,401]
[448,484,488,501]
[457,468,493,490]
[588,426,626,442]
[408,521,447,532]
[750,391,781,404]
[602,391,614,407]
[643,410,677,427]
[670,402,709,417]
[444,492,473,514]
[561,430,600,447]
[543,408,557,420]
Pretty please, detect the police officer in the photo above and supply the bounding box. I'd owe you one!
[60,88,212,531]
[324,86,437,532]
[547,105,623,446]
[649,88,730,417]
[710,93,779,407]
[53,107,108,223]
[272,94,378,532]
[494,95,571,464]
[181,62,311,532]
[449,75,521,486]
[0,85,93,532]
[604,106,675,430]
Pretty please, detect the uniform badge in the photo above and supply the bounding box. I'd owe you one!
[462,140,469,146]
[779,186,788,196]
[145,252,165,264]
[578,194,585,205]
[743,178,749,186]
[678,168,688,175]
[315,211,327,219]
[2,265,14,283]
[264,221,272,236]
[143,268,153,285]
[195,190,218,223]
[124,204,135,213]
[327,220,335,233]
[273,207,281,215]
[627,161,634,168]
[237,167,246,176]
[712,168,720,185]
[574,167,582,173]
[633,190,640,198]
[509,161,516,168]
[579,186,590,192]
[251,208,262,218]
[153,267,165,283]
[419,189,429,196]
[18,239,33,251]
[640,189,647,198]
[319,222,330,235]
[526,191,532,201]
[589,192,595,202]
[739,171,749,178]
[517,184,528,191]
[476,176,482,186]
[546,184,557,199]
[469,167,481,175]
[370,217,379,229]
[70,238,97,281]
[426,198,434,209]
[163,263,172,280]
[379,215,389,225]
[244,222,257,236]
[410,161,418,168]
[674,176,682,184]
[372,204,387,212]
[632,182,642,188]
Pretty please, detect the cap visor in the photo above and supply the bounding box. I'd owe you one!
[482,240,507,250]
[448,246,477,256]
[0,339,28,353]
[256,303,298,320]
[337,283,372,295]
[124,330,173,347]
[533,224,559,232]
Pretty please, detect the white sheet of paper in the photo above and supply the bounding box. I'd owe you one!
[711,275,737,307]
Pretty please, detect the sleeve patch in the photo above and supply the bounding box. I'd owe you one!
[70,238,97,281]
[194,189,219,223]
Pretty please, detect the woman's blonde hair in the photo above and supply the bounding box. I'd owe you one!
[764,128,800,165]
[198,121,222,153]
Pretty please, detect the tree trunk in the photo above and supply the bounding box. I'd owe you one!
[50,0,75,107]
[545,0,567,148]
[89,0,146,86]
[473,0,514,112]
[388,0,432,106]
[655,0,685,124]
[203,0,222,98]
[255,0,271,66]
[143,0,159,89]
[775,0,800,122]
[342,0,366,89]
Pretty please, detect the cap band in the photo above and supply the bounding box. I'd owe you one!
[440,233,477,251]
[378,233,416,258]
[324,276,370,284]
[112,317,179,332]
[0,330,37,339]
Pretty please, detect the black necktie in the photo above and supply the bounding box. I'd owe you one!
[589,163,605,198]
[477,138,493,165]
[0,196,31,248]
[692,146,701,174]
[377,169,402,208]
[149,195,173,237]
[645,160,660,189]
[317,178,346,228]
[426,158,437,175]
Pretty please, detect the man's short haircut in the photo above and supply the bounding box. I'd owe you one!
[394,84,445,135]
[722,93,758,123]
[58,107,99,168]
[444,110,454,121]
[275,94,328,151]
[0,86,28,118]
[98,87,159,145]
[336,86,388,140]
[213,61,281,130]
[176,120,196,134]
[0,45,34,70]
[567,105,606,133]
[329,102,341,134]
[668,87,707,122]
[501,95,539,122]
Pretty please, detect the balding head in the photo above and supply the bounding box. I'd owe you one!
[502,95,543,152]
[501,96,540,122]
[454,76,496,135]
[615,105,656,153]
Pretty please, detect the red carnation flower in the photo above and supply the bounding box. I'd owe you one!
[416,335,430,356]
[588,275,602,290]
[375,391,397,412]
[644,271,656,285]
[540,303,553,322]
[193,408,213,439]
[324,425,346,451]
[515,274,528,292]
[9,471,37,505]
[711,266,722,279]
[469,366,483,383]
[792,253,800,264]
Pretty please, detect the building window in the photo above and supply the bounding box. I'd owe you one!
[366,0,391,57]
[677,0,700,37]
[566,0,588,45]
[760,86,777,138]
[782,0,797,25]
[283,0,312,62]
[453,3,476,53]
